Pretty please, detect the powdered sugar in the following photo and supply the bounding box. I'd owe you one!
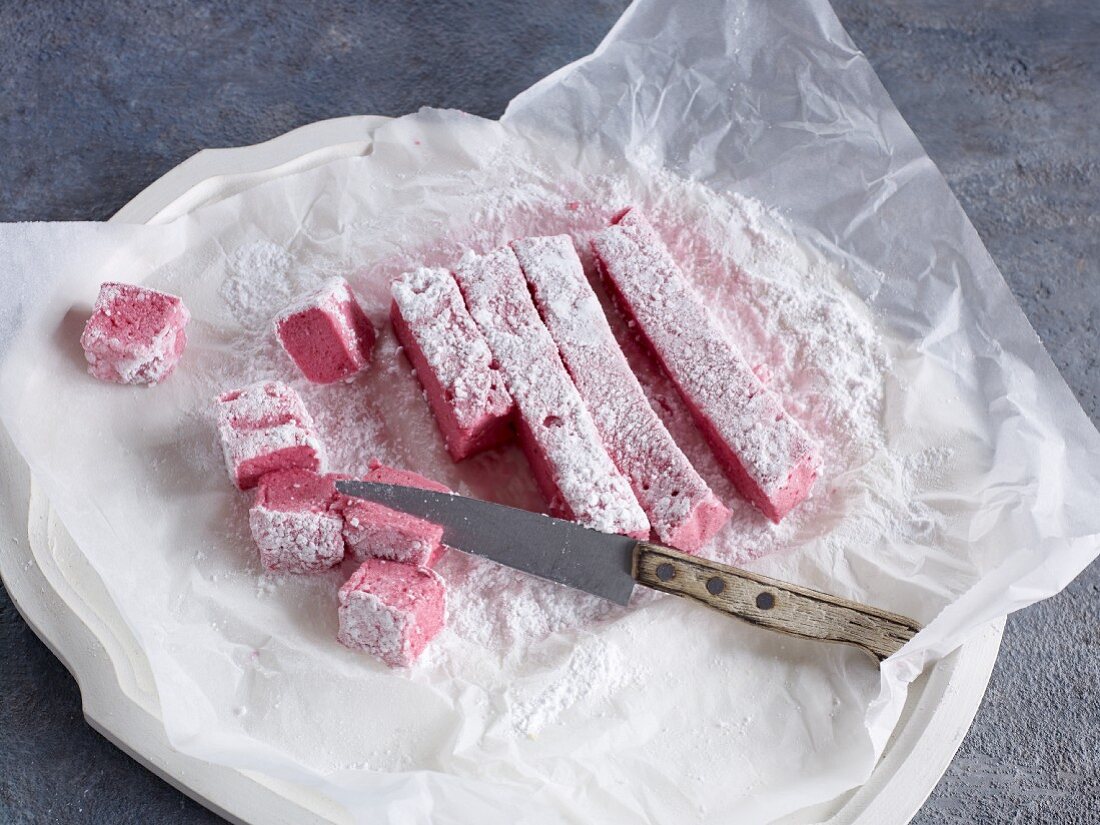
[205,156,910,734]
[510,634,633,737]
[220,243,296,332]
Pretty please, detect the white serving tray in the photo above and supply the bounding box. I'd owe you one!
[0,115,1005,825]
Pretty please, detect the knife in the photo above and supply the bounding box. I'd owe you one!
[335,481,922,662]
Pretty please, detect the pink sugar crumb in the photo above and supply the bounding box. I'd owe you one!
[275,278,376,384]
[513,235,730,553]
[341,460,450,568]
[337,557,446,667]
[390,267,514,461]
[249,469,348,573]
[79,282,190,386]
[453,245,649,539]
[215,381,327,490]
[592,208,820,523]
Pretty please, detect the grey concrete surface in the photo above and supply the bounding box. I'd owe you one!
[1,1,1096,822]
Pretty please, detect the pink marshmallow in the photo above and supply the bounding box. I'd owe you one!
[591,209,820,522]
[275,278,376,384]
[453,246,649,538]
[341,461,451,567]
[513,235,730,553]
[215,381,326,490]
[79,282,190,385]
[249,469,348,572]
[390,267,514,460]
[337,557,447,667]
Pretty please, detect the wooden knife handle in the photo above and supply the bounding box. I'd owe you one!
[632,542,922,662]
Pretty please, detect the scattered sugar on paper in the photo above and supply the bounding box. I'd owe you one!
[510,634,633,737]
[208,157,941,738]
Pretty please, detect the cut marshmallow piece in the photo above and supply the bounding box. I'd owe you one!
[80,282,190,385]
[513,235,730,553]
[342,461,451,568]
[215,381,326,490]
[591,208,820,522]
[391,267,514,460]
[275,278,376,384]
[337,557,447,667]
[249,469,348,573]
[453,245,650,538]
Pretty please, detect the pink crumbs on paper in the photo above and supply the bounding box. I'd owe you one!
[79,282,190,385]
[390,267,514,460]
[215,380,327,490]
[275,278,376,384]
[249,469,348,573]
[337,557,447,667]
[591,208,820,522]
[513,235,730,553]
[453,245,649,539]
[341,460,451,568]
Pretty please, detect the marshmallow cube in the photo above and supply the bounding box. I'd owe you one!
[249,469,348,573]
[275,278,376,384]
[80,282,190,385]
[216,381,326,490]
[342,461,451,568]
[337,558,447,667]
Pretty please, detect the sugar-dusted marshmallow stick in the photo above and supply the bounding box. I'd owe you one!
[453,246,649,538]
[215,380,326,490]
[275,278,376,384]
[337,558,447,667]
[591,209,819,522]
[80,282,190,385]
[249,469,348,573]
[513,235,730,552]
[342,460,450,568]
[391,267,514,460]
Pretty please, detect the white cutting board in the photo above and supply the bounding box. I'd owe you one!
[0,115,1005,825]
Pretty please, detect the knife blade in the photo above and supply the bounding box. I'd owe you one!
[336,479,639,604]
[335,481,923,661]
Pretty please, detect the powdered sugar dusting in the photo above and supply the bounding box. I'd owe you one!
[207,156,916,737]
[510,634,634,737]
[221,243,297,331]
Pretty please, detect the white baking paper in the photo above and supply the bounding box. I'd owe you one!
[2,1,1099,824]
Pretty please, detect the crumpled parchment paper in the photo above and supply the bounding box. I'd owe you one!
[2,1,1099,823]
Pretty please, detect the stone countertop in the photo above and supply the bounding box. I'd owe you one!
[1,1,1096,822]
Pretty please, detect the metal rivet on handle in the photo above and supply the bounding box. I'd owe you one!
[756,592,776,610]
[706,576,725,595]
[656,562,675,582]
